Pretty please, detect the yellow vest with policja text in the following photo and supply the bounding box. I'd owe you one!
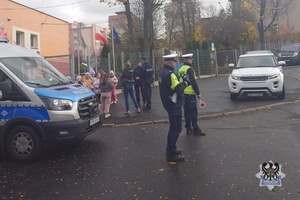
[178,65,196,95]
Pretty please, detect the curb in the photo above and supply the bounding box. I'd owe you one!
[102,99,300,128]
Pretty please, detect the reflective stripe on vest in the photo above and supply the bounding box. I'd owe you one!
[170,73,180,90]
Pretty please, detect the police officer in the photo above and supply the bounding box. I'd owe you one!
[133,60,145,107]
[141,57,154,110]
[178,53,206,136]
[159,54,189,162]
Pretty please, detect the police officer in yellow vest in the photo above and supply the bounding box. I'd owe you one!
[159,54,189,162]
[178,53,206,136]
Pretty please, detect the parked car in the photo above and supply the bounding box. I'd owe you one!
[228,51,286,100]
[278,43,300,65]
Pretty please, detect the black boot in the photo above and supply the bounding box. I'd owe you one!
[193,128,206,136]
[186,128,193,135]
[167,155,185,162]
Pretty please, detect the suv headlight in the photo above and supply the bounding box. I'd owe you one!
[267,74,280,80]
[231,75,241,80]
[40,97,73,110]
[293,52,299,57]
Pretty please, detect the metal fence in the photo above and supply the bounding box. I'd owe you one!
[44,54,75,80]
[44,43,285,81]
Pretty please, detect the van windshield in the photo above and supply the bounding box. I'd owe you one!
[0,57,70,88]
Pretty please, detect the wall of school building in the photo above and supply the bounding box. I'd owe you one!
[0,0,69,57]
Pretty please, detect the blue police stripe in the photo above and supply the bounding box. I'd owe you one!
[0,105,15,121]
[0,105,50,121]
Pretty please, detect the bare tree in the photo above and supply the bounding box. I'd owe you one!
[247,0,297,49]
[202,16,257,50]
[140,0,164,58]
[200,4,219,18]
[169,0,201,52]
[165,3,182,51]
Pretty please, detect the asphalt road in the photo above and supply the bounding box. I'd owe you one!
[1,65,300,199]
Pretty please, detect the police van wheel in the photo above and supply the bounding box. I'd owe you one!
[7,126,43,162]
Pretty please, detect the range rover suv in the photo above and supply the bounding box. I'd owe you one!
[228,51,286,100]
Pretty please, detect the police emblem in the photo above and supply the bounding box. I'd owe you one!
[255,160,286,190]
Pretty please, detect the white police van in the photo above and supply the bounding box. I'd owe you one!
[0,37,102,162]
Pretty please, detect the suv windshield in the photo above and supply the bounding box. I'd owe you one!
[281,44,300,52]
[0,57,70,88]
[236,55,276,68]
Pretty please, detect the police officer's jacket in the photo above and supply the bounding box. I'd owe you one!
[178,63,200,95]
[142,62,154,81]
[159,64,187,112]
[133,66,144,84]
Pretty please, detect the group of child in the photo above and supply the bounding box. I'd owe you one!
[75,69,118,119]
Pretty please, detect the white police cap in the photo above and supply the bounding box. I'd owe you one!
[162,54,178,62]
[182,53,193,59]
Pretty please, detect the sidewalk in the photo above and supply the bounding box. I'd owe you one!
[103,74,298,127]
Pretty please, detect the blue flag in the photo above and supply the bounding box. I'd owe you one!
[112,27,121,43]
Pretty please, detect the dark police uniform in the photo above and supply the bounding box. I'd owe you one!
[141,58,154,109]
[178,54,205,136]
[133,62,145,107]
[159,54,188,162]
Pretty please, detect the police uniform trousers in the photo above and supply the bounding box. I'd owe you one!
[166,108,182,157]
[134,80,145,107]
[141,79,152,108]
[183,94,199,130]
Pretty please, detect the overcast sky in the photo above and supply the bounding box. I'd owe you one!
[12,0,228,28]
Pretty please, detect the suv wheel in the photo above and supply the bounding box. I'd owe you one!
[277,86,285,100]
[230,93,238,101]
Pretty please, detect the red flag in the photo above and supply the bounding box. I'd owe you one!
[95,29,107,44]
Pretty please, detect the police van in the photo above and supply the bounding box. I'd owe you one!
[0,37,102,162]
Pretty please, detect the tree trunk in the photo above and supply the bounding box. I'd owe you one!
[123,1,137,60]
[258,0,266,50]
[143,0,151,58]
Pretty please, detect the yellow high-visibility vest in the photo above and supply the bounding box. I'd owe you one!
[178,65,196,95]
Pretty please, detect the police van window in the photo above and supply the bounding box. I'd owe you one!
[0,57,70,88]
[0,71,12,100]
[0,70,28,101]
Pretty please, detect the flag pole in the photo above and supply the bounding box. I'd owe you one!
[94,24,98,72]
[112,25,116,73]
[77,23,81,76]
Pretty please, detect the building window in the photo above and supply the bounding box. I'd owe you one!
[16,31,25,46]
[30,34,38,49]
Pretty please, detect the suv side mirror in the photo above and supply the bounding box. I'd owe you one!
[278,61,286,66]
[228,63,235,68]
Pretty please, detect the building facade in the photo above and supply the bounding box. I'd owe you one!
[1,0,69,57]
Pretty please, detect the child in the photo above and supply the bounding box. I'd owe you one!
[109,70,118,104]
[99,73,114,118]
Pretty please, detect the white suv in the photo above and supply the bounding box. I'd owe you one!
[228,51,286,100]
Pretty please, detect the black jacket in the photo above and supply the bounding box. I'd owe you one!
[159,64,186,113]
[121,67,135,86]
